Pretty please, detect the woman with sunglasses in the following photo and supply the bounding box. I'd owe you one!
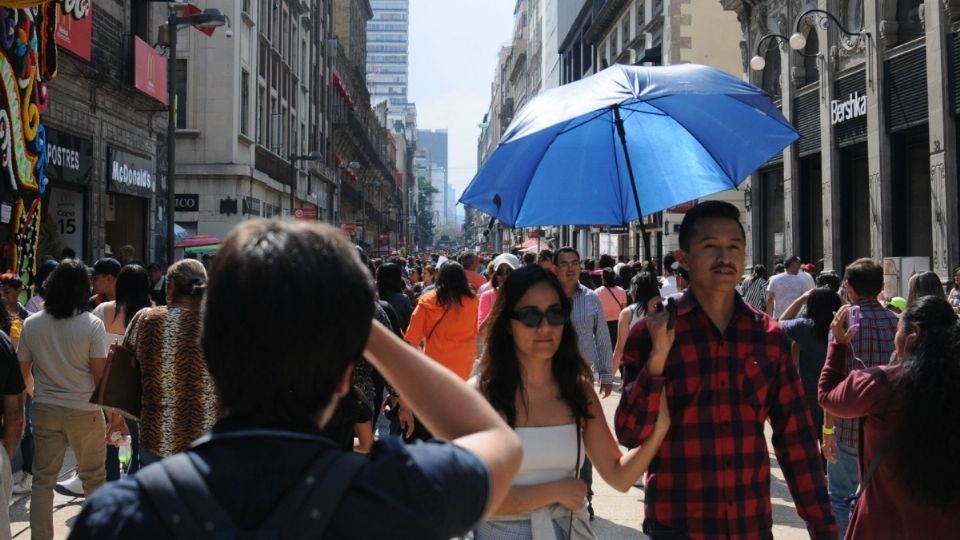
[474,266,670,539]
[477,253,521,329]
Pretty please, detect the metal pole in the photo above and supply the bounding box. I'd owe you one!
[166,13,178,266]
[612,104,651,263]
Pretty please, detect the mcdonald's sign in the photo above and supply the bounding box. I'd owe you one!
[56,2,93,61]
[133,36,167,104]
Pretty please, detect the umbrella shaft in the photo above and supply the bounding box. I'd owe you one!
[612,104,651,262]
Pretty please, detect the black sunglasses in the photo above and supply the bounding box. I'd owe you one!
[510,306,568,328]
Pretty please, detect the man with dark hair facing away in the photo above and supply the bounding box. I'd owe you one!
[617,201,835,539]
[819,258,898,538]
[70,220,521,540]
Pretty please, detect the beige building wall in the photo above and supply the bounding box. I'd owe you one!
[677,0,742,77]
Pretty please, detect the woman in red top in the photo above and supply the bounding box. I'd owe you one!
[819,295,960,539]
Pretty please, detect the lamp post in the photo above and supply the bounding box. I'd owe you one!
[165,7,229,266]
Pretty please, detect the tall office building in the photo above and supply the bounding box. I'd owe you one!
[417,129,450,225]
[366,0,410,110]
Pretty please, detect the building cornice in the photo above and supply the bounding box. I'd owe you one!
[586,0,631,45]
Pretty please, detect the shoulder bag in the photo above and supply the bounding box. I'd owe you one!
[90,339,142,420]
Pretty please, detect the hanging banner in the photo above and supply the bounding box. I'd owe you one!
[56,0,93,61]
[133,36,167,104]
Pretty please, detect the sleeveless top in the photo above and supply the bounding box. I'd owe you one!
[476,424,593,540]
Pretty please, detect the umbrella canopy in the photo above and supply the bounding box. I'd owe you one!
[515,238,552,253]
[460,63,797,230]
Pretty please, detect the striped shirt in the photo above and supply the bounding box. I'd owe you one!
[569,283,613,385]
[834,299,899,449]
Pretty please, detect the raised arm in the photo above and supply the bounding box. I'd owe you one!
[364,320,522,517]
[587,389,669,492]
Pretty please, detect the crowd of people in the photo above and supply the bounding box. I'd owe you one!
[0,201,955,539]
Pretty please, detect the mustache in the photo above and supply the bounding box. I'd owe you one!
[710,263,737,272]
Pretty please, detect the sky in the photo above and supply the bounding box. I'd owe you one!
[408,1,515,202]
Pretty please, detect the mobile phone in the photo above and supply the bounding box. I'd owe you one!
[666,297,677,330]
[848,305,861,333]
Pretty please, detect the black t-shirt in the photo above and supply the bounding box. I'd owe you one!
[69,417,491,540]
[321,386,374,451]
[0,331,25,417]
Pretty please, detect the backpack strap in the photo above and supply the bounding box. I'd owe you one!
[137,454,237,540]
[259,448,366,538]
[856,436,895,500]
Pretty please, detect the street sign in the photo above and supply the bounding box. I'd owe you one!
[174,194,199,212]
[294,207,318,220]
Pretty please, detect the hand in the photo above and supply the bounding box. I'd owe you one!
[398,398,415,439]
[599,383,613,398]
[645,297,676,375]
[821,432,838,464]
[553,477,588,511]
[830,305,857,345]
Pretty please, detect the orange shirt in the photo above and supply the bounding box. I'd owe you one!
[404,290,479,380]
[466,270,487,293]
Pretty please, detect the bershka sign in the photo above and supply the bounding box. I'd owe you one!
[831,92,867,125]
[107,148,155,197]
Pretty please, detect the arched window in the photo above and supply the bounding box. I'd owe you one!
[761,45,782,99]
[896,0,924,45]
[802,30,820,87]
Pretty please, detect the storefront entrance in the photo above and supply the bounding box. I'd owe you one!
[759,166,784,269]
[105,193,146,260]
[797,154,823,266]
[890,126,931,258]
[839,143,870,269]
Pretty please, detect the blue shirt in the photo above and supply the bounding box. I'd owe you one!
[570,283,613,384]
[69,419,490,540]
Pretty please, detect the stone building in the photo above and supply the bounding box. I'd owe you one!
[22,1,169,264]
[172,0,338,247]
[723,0,959,289]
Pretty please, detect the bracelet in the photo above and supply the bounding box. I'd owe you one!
[822,426,835,435]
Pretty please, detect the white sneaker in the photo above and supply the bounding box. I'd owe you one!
[54,473,84,497]
[11,472,32,495]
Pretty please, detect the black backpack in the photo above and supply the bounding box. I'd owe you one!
[135,432,365,539]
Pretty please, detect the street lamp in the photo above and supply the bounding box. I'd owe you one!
[789,9,867,52]
[749,33,817,71]
[165,7,230,265]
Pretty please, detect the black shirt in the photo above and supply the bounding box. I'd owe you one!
[69,416,491,539]
[0,331,25,417]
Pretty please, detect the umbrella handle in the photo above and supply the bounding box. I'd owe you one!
[483,194,502,238]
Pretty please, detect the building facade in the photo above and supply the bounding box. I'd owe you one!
[723,0,959,289]
[19,1,168,265]
[366,0,410,112]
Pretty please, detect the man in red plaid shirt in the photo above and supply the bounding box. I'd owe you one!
[616,201,836,540]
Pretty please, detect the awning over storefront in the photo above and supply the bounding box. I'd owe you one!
[634,45,661,65]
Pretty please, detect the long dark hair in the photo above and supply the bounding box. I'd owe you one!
[435,262,473,307]
[631,271,661,318]
[115,265,152,327]
[893,295,960,507]
[806,287,842,341]
[478,266,592,428]
[906,271,946,308]
[376,263,404,298]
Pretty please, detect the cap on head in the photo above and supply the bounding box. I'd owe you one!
[491,253,521,271]
[92,258,121,278]
[885,296,907,312]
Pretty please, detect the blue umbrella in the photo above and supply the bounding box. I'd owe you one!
[460,63,798,260]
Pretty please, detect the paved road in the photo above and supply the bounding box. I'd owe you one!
[589,383,813,539]
[10,384,817,539]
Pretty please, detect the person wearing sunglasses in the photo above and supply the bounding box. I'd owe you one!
[474,266,670,539]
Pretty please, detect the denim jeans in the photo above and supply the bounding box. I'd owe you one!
[11,396,33,475]
[827,441,859,538]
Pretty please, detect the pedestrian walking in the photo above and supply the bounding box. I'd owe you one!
[17,260,109,540]
[126,259,218,466]
[377,262,412,332]
[617,201,835,539]
[478,253,520,329]
[905,270,945,309]
[741,264,768,312]
[474,266,670,539]
[778,287,843,440]
[0,306,25,540]
[766,255,814,319]
[611,272,661,376]
[597,268,627,347]
[947,265,960,310]
[819,296,960,538]
[820,258,899,538]
[70,219,522,540]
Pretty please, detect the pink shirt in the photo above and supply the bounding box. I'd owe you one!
[596,285,627,321]
[477,289,498,330]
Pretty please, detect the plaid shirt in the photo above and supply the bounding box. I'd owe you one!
[569,283,614,384]
[616,291,836,540]
[833,299,899,449]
